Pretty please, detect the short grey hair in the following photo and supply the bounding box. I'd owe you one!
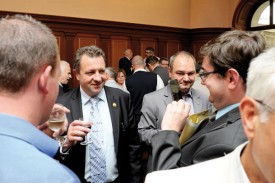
[246,47,275,122]
[105,67,117,79]
[0,14,58,93]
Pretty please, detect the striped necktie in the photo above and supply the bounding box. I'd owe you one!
[89,97,106,183]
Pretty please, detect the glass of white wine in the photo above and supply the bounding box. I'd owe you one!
[80,118,92,145]
[48,103,66,145]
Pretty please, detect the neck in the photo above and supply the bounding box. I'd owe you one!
[241,144,268,183]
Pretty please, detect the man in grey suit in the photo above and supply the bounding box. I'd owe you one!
[138,51,212,172]
[58,46,141,183]
[146,45,275,183]
[149,30,266,171]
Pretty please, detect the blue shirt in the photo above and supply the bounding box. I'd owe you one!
[216,103,240,120]
[0,113,80,183]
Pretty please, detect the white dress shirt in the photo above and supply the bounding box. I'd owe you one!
[80,87,118,182]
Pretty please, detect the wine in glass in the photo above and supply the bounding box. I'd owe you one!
[48,104,66,144]
[80,118,92,145]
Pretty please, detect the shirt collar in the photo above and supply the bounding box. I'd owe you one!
[0,113,59,157]
[134,68,147,73]
[182,90,193,99]
[80,86,107,105]
[216,103,240,120]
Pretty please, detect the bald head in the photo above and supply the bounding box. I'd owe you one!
[132,55,145,71]
[124,49,133,59]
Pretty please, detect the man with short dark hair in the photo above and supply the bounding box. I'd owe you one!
[146,56,170,86]
[146,46,275,183]
[58,45,141,183]
[150,30,266,171]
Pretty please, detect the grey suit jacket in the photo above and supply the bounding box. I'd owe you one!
[150,107,247,171]
[138,84,212,145]
[57,86,141,183]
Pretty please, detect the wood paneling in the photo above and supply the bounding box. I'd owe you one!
[111,36,131,68]
[0,11,228,88]
[166,40,181,58]
[140,38,157,58]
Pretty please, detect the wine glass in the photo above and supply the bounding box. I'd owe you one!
[48,103,66,145]
[80,118,92,145]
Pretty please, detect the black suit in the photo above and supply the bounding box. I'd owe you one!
[119,57,133,77]
[58,85,65,97]
[57,86,141,183]
[126,71,157,125]
[151,107,247,171]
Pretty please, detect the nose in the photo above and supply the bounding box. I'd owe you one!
[201,78,205,85]
[182,74,189,81]
[93,71,102,81]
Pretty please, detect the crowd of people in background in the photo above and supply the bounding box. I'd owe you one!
[2,14,275,183]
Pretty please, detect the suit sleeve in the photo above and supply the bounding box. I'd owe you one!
[138,94,161,145]
[151,130,182,171]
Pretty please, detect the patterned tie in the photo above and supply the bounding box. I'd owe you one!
[89,97,106,183]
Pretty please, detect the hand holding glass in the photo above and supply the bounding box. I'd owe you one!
[80,118,92,145]
[48,104,66,144]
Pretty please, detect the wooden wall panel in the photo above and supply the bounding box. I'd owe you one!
[0,11,228,88]
[53,32,66,60]
[74,33,100,53]
[166,41,181,58]
[111,36,131,68]
[140,39,157,59]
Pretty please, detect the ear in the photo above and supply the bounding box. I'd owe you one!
[38,65,52,94]
[239,97,259,140]
[168,67,172,78]
[73,69,80,81]
[226,68,240,90]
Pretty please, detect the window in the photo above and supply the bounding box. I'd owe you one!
[250,0,275,48]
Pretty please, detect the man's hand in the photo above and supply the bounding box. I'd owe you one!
[37,104,70,138]
[161,99,190,133]
[64,119,91,147]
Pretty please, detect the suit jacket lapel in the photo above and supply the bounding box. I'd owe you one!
[163,85,174,105]
[104,87,120,154]
[183,107,240,146]
[69,88,83,122]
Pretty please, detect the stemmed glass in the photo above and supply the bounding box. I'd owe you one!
[80,118,92,145]
[48,103,66,145]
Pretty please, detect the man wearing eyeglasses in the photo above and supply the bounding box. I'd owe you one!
[145,46,275,183]
[148,30,266,171]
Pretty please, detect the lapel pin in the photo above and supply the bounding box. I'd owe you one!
[112,102,117,107]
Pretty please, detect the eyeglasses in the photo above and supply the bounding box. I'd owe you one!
[254,99,275,113]
[199,70,218,81]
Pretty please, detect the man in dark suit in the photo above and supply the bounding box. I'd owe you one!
[119,48,133,77]
[146,56,170,85]
[150,30,266,170]
[58,46,141,183]
[58,60,72,97]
